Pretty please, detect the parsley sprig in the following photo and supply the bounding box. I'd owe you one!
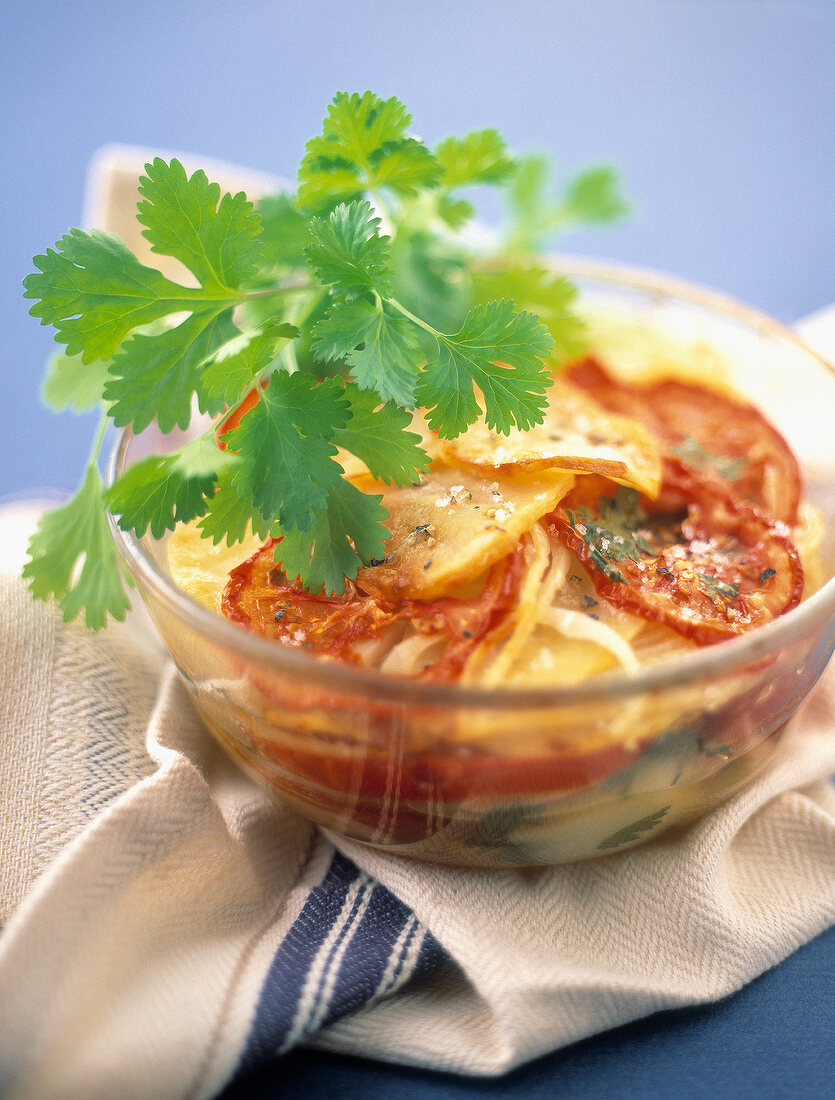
[23,90,626,626]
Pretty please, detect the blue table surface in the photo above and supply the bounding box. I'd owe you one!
[2,3,832,1095]
[221,923,835,1099]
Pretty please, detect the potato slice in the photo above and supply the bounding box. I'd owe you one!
[441,376,661,497]
[167,522,263,614]
[354,464,575,601]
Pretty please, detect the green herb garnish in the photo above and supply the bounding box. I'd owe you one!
[567,487,652,584]
[23,90,626,626]
[671,436,746,481]
[697,573,740,600]
[597,804,671,851]
[504,155,628,253]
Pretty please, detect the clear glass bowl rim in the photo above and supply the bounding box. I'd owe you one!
[107,257,835,711]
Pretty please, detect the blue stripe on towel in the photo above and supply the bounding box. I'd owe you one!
[239,850,360,1066]
[316,884,419,1029]
[236,851,447,1075]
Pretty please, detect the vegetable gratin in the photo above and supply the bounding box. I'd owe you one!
[169,355,819,686]
[23,92,834,864]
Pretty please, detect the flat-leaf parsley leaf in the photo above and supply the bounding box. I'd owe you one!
[23,89,623,624]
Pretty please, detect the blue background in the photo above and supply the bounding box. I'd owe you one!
[2,0,834,495]
[2,1,833,1095]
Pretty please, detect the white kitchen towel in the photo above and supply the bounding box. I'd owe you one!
[0,497,833,1099]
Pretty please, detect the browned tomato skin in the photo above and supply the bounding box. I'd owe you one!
[410,545,525,682]
[222,540,526,682]
[564,357,801,523]
[223,538,395,662]
[548,457,804,646]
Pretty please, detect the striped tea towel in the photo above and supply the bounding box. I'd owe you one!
[0,497,833,1099]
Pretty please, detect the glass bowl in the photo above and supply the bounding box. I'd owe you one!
[108,261,835,866]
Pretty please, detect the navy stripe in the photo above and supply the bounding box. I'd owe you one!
[414,922,448,977]
[238,850,359,1068]
[233,852,448,1081]
[318,883,415,1028]
[295,871,373,1043]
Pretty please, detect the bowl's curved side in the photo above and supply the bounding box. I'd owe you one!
[107,264,835,865]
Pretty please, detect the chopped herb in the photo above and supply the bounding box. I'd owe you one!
[273,608,288,622]
[698,573,739,600]
[656,566,674,580]
[671,436,746,481]
[637,719,702,787]
[567,487,652,585]
[407,523,437,545]
[423,559,432,570]
[702,742,733,759]
[582,594,598,608]
[759,567,776,585]
[461,802,546,855]
[597,804,671,851]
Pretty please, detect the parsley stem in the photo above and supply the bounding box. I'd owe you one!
[88,409,110,467]
[387,296,441,340]
[245,279,317,300]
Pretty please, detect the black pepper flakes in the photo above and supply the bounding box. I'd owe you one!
[273,608,288,622]
[423,559,432,570]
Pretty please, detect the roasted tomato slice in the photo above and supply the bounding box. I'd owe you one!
[411,544,525,682]
[222,539,525,681]
[547,457,803,645]
[565,357,801,523]
[223,538,400,661]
